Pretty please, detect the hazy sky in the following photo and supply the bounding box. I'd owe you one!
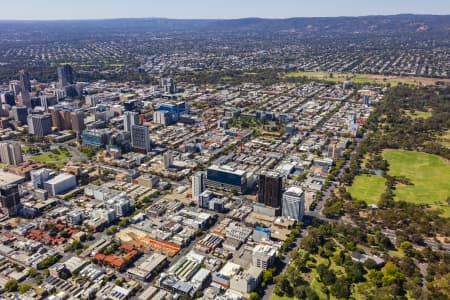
[2,0,449,20]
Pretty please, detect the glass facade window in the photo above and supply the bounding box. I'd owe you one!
[207,168,243,186]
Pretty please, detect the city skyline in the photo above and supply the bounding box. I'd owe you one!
[1,0,449,20]
[0,1,448,298]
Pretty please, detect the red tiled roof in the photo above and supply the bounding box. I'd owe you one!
[95,253,125,268]
[120,244,134,252]
[123,250,138,261]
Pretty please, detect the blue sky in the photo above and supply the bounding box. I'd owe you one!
[3,0,449,20]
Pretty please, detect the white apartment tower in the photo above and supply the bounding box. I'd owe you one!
[124,111,140,132]
[282,186,305,221]
[163,151,173,169]
[192,171,206,201]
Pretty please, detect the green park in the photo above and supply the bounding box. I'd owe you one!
[283,71,450,86]
[30,147,72,169]
[348,149,450,217]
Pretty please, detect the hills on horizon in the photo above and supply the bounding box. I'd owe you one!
[0,13,449,21]
[0,14,449,34]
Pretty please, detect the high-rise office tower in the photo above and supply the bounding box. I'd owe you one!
[57,64,74,88]
[39,95,58,111]
[161,78,176,94]
[12,106,28,125]
[0,142,23,166]
[153,110,171,126]
[19,70,31,93]
[30,168,53,190]
[0,184,21,217]
[19,70,32,109]
[28,114,52,136]
[60,109,72,130]
[19,92,32,109]
[131,125,151,153]
[49,108,62,130]
[163,151,173,169]
[48,105,73,131]
[124,111,140,132]
[1,92,16,106]
[192,171,206,201]
[71,110,85,134]
[257,170,284,208]
[0,106,8,119]
[199,190,213,209]
[282,187,305,221]
[9,82,21,96]
[49,107,62,130]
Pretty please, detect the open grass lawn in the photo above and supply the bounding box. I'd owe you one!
[349,150,450,217]
[348,174,386,205]
[284,71,350,83]
[31,147,72,168]
[404,110,433,119]
[284,71,450,86]
[382,149,450,216]
[351,74,419,87]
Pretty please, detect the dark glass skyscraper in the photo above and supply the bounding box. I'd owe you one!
[131,125,151,153]
[12,106,28,125]
[57,64,74,88]
[19,70,31,93]
[0,184,21,216]
[257,170,284,208]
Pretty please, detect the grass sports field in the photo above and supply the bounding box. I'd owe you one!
[348,150,450,217]
[284,71,450,86]
[382,150,450,216]
[347,174,386,205]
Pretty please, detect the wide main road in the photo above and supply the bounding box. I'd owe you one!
[309,136,362,216]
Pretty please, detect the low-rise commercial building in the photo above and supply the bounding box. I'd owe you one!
[230,266,262,295]
[44,173,77,196]
[252,245,277,270]
[206,165,247,194]
[127,253,167,281]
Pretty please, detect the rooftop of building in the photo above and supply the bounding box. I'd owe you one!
[284,186,304,196]
[253,244,277,257]
[45,173,75,184]
[208,164,246,176]
[259,170,283,178]
[219,261,242,278]
[0,170,25,186]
